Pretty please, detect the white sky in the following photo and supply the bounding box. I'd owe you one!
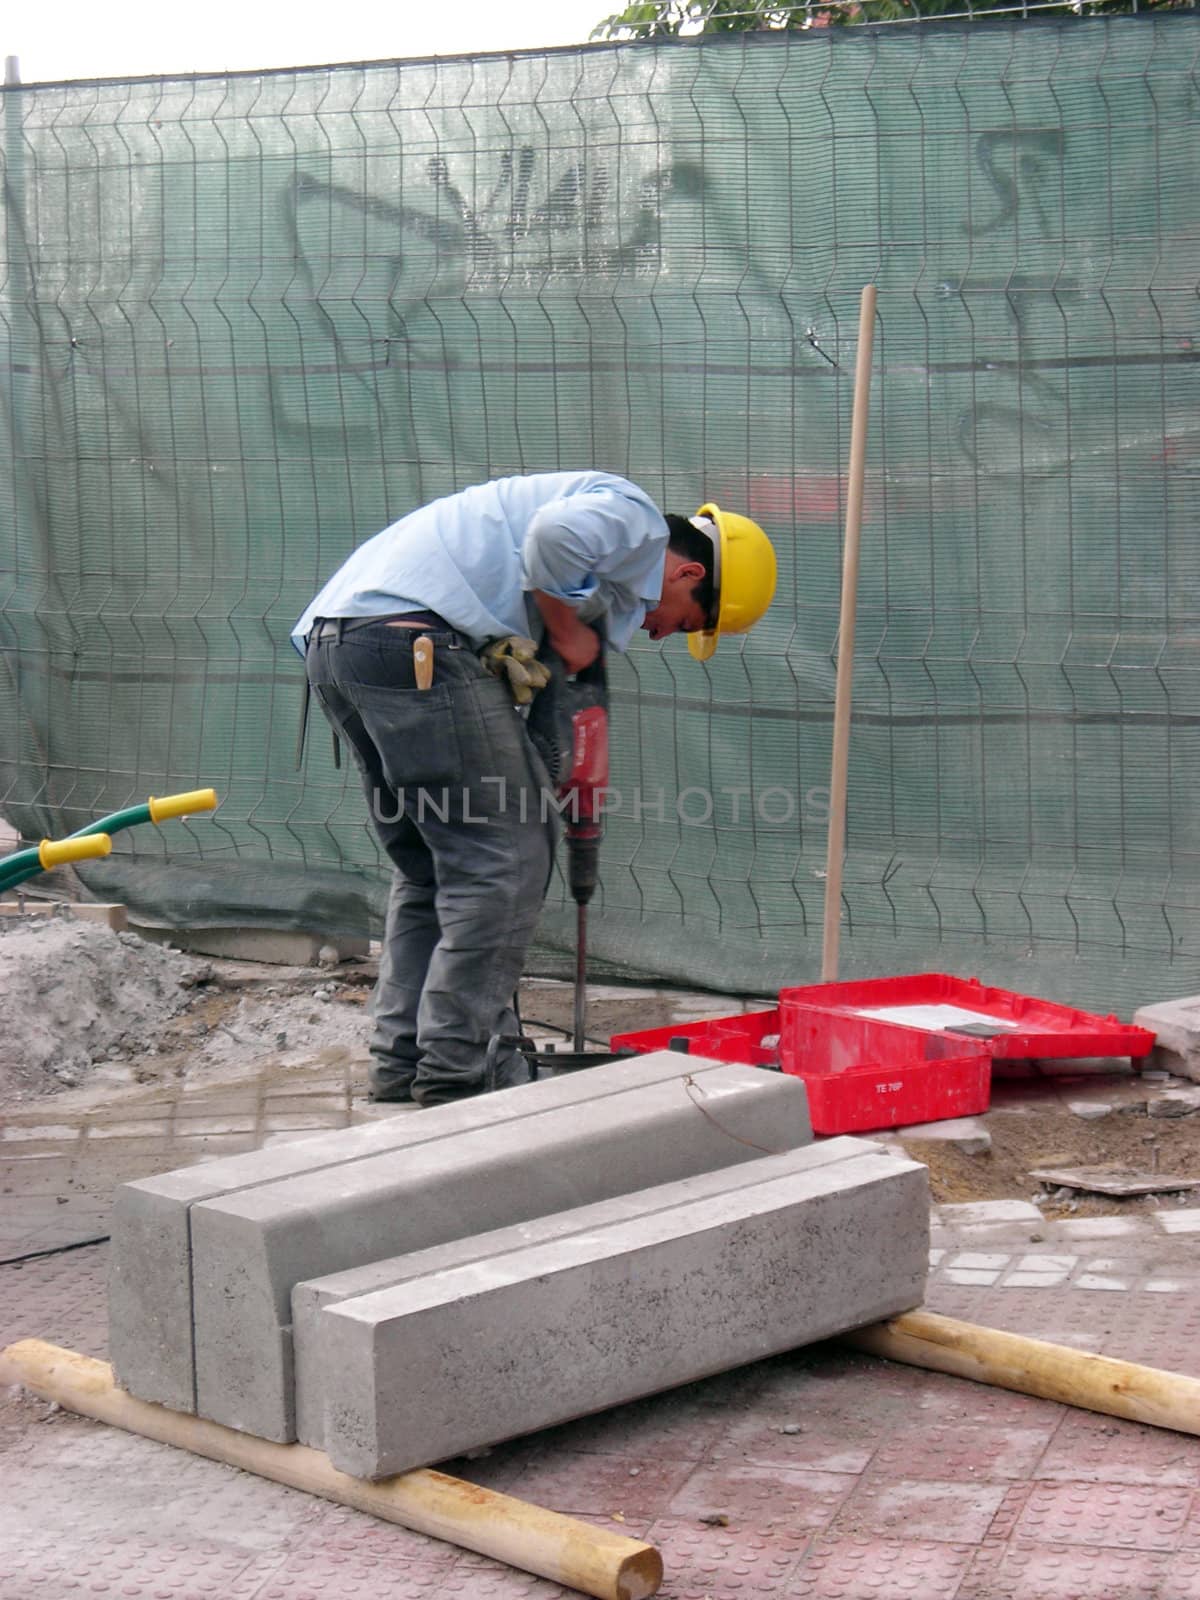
[6,0,617,86]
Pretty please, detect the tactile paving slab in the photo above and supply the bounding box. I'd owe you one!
[0,1242,110,1357]
[783,1535,976,1599]
[5,1196,1200,1598]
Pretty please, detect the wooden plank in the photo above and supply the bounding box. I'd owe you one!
[846,1309,1200,1436]
[0,1339,662,1600]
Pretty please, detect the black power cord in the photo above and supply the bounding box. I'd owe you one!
[0,1235,110,1269]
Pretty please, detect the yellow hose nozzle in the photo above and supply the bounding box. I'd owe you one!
[148,788,218,824]
[38,834,113,870]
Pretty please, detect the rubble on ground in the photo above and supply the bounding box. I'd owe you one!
[0,918,369,1100]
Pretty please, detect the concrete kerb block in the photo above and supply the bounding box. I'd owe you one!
[1134,996,1200,1085]
[190,1063,813,1440]
[69,902,129,931]
[112,1052,802,1411]
[129,924,370,966]
[110,1051,809,1412]
[318,1142,929,1478]
[1148,1087,1200,1118]
[1068,1100,1115,1121]
[292,1134,873,1451]
[897,1116,992,1155]
[935,1200,1043,1228]
[0,900,127,930]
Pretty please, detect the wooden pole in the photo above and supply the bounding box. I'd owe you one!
[822,283,878,983]
[0,1340,663,1600]
[845,1309,1200,1436]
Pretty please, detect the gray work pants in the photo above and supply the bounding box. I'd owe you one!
[306,621,557,1106]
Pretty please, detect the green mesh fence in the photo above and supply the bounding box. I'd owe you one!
[1,16,1197,1015]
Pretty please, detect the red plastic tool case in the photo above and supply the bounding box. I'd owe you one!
[779,973,1155,1062]
[609,1007,990,1135]
[610,974,1154,1137]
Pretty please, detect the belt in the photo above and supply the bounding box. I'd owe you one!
[308,610,453,643]
[297,610,457,774]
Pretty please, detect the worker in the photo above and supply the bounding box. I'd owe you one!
[292,470,776,1107]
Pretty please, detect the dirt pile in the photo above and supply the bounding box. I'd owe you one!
[901,1098,1200,1218]
[0,917,371,1100]
[0,918,208,1096]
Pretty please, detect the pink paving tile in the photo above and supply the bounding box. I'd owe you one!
[984,1485,1035,1544]
[785,1535,975,1599]
[1163,1550,1200,1598]
[706,1415,875,1476]
[1,1407,315,1549]
[928,1282,1200,1378]
[0,1532,262,1600]
[768,1344,1061,1455]
[1015,1480,1193,1551]
[925,1284,1122,1350]
[1035,1406,1200,1488]
[285,1503,459,1566]
[502,1449,698,1521]
[834,1476,1010,1544]
[525,1389,731,1462]
[0,1242,110,1357]
[647,1516,811,1598]
[441,1436,545,1494]
[758,1347,945,1419]
[924,1374,1068,1429]
[957,1539,1172,1600]
[434,1567,575,1598]
[868,1417,1059,1482]
[232,1552,451,1599]
[668,1462,856,1529]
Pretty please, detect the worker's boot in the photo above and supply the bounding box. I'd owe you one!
[367,1054,418,1102]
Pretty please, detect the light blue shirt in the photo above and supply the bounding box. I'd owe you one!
[291,471,668,656]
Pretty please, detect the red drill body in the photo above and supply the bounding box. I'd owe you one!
[527,635,609,1051]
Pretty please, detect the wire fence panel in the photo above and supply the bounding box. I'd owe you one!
[1,16,1197,1012]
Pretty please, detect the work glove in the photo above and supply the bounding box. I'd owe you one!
[480,635,553,706]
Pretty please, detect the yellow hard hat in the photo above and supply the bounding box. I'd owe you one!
[687,502,777,662]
